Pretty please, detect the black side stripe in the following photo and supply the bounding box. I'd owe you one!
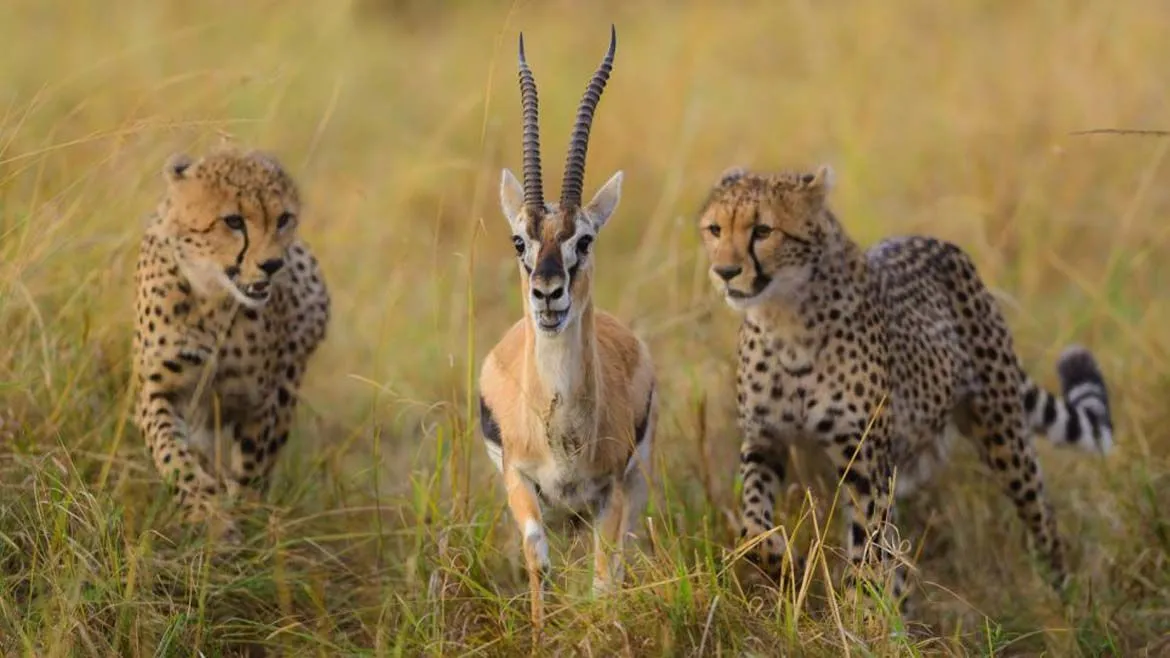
[479,395,502,446]
[634,386,654,446]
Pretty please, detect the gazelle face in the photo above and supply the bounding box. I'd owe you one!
[500,168,622,336]
[500,25,620,335]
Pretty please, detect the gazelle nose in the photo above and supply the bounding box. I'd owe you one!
[531,282,565,301]
[714,265,742,282]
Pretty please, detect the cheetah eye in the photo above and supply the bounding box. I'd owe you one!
[706,225,722,238]
[511,235,525,255]
[752,225,774,240]
[223,214,246,231]
[276,212,295,231]
[575,235,593,256]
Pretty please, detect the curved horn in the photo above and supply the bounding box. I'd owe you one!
[560,24,616,210]
[517,33,544,213]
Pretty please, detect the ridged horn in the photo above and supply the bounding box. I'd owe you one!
[560,24,616,210]
[517,33,544,214]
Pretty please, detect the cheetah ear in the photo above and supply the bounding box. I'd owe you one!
[801,164,835,195]
[717,166,747,187]
[249,149,287,175]
[164,153,194,183]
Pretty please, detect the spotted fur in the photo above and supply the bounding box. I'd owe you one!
[131,148,330,541]
[698,165,1113,607]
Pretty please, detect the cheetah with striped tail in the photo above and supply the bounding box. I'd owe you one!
[131,148,330,541]
[698,164,1113,607]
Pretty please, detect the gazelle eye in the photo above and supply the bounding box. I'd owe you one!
[706,225,721,238]
[223,215,245,231]
[511,236,525,255]
[576,235,593,255]
[752,225,773,240]
[276,212,295,230]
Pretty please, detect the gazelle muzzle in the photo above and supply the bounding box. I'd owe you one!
[529,253,571,333]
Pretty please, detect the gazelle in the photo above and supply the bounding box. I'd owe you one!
[477,26,657,628]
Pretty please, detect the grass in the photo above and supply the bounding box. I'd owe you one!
[1,0,1168,655]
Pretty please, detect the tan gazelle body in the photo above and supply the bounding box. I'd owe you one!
[477,26,657,630]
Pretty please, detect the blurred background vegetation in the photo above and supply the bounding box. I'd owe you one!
[1,0,1167,655]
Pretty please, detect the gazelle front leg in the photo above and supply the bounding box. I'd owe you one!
[593,459,648,595]
[504,466,549,628]
[593,479,627,595]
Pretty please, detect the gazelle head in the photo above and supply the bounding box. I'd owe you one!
[499,26,623,337]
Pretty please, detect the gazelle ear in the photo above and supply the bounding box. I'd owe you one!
[499,168,525,231]
[585,170,622,232]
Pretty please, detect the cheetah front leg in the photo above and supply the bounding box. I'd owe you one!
[236,365,305,498]
[828,430,907,612]
[734,429,794,584]
[136,379,233,540]
[228,393,293,504]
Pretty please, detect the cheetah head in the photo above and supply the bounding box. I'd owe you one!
[159,148,301,308]
[698,164,835,311]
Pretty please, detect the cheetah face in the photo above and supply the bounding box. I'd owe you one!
[160,150,301,308]
[499,168,622,336]
[698,165,833,311]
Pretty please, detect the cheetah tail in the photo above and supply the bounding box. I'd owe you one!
[1022,345,1114,455]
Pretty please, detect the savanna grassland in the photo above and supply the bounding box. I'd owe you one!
[1,0,1168,655]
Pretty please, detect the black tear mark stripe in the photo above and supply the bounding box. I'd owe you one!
[746,211,770,289]
[230,192,248,267]
[235,221,249,267]
[479,395,502,446]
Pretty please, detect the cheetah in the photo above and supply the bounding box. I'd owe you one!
[697,164,1113,606]
[131,148,330,540]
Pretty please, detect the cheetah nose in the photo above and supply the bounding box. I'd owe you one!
[714,265,742,282]
[250,280,270,294]
[259,259,285,276]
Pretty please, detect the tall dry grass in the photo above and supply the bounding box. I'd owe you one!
[1,0,1167,655]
